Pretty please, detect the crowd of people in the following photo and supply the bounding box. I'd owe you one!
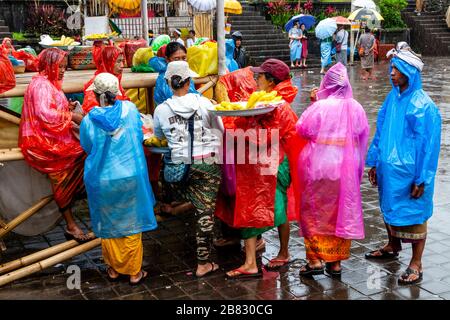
[7,32,441,288]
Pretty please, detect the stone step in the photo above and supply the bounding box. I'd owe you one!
[430,30,450,35]
[0,26,9,32]
[242,34,289,41]
[229,15,266,22]
[246,43,291,51]
[231,24,277,31]
[0,20,5,26]
[0,32,12,38]
[231,28,280,36]
[419,22,448,27]
[244,39,290,46]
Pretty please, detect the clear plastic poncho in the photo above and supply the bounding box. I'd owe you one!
[80,100,157,238]
[296,63,369,239]
[366,57,442,226]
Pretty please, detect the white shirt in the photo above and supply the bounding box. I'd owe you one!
[186,37,197,48]
[175,37,185,46]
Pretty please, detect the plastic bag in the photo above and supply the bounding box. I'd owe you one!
[124,39,147,68]
[187,41,218,77]
[0,51,16,94]
[151,35,171,53]
[132,47,154,66]
[140,113,154,140]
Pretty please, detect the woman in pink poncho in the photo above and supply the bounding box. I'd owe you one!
[295,63,369,277]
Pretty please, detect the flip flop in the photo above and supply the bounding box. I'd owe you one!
[64,230,95,243]
[226,267,262,280]
[106,266,122,282]
[129,270,148,286]
[299,264,324,277]
[193,262,220,278]
[398,267,423,285]
[325,263,342,278]
[365,248,399,260]
[265,258,291,271]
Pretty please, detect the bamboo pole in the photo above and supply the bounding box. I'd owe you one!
[0,238,101,287]
[0,148,24,162]
[0,196,53,238]
[0,232,95,275]
[197,78,217,94]
[0,110,20,125]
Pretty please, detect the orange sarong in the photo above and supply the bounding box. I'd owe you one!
[47,154,86,211]
[304,235,351,262]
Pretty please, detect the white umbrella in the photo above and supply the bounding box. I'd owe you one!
[188,0,216,11]
[352,0,377,10]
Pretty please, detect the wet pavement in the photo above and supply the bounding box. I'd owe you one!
[0,58,449,300]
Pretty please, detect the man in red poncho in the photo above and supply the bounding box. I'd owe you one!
[19,48,93,242]
[81,43,129,114]
[216,59,304,278]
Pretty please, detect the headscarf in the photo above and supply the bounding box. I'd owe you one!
[38,48,68,90]
[386,41,424,72]
[316,62,353,99]
[101,46,123,80]
[1,37,15,54]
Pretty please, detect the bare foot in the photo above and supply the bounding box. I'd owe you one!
[107,266,119,280]
[65,224,93,242]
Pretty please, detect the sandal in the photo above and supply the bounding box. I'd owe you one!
[106,266,121,282]
[226,267,262,280]
[365,248,399,260]
[398,267,423,285]
[129,270,148,286]
[299,263,324,277]
[194,262,219,278]
[325,263,342,277]
[265,257,290,271]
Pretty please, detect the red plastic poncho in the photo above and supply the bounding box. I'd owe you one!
[19,48,84,173]
[219,67,257,102]
[215,79,305,228]
[0,49,15,94]
[1,37,14,55]
[82,46,129,113]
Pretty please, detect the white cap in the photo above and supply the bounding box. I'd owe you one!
[86,73,120,95]
[164,61,199,82]
[174,29,182,35]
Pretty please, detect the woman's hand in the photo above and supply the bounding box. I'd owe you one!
[411,183,425,199]
[368,167,377,186]
[71,112,83,125]
[310,87,319,102]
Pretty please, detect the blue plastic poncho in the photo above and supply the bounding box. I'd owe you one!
[366,57,441,227]
[149,56,198,105]
[320,40,332,68]
[80,100,157,238]
[225,39,239,72]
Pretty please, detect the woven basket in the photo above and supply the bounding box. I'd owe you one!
[68,46,96,70]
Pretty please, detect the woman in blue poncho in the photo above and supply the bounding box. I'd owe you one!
[149,42,198,105]
[364,42,441,285]
[80,73,157,286]
[225,38,239,72]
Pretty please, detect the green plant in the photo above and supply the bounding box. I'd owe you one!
[378,0,407,29]
[25,1,74,37]
[12,32,26,41]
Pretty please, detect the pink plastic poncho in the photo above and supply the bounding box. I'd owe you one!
[295,63,369,239]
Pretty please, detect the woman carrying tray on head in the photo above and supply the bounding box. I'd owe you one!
[221,59,305,278]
